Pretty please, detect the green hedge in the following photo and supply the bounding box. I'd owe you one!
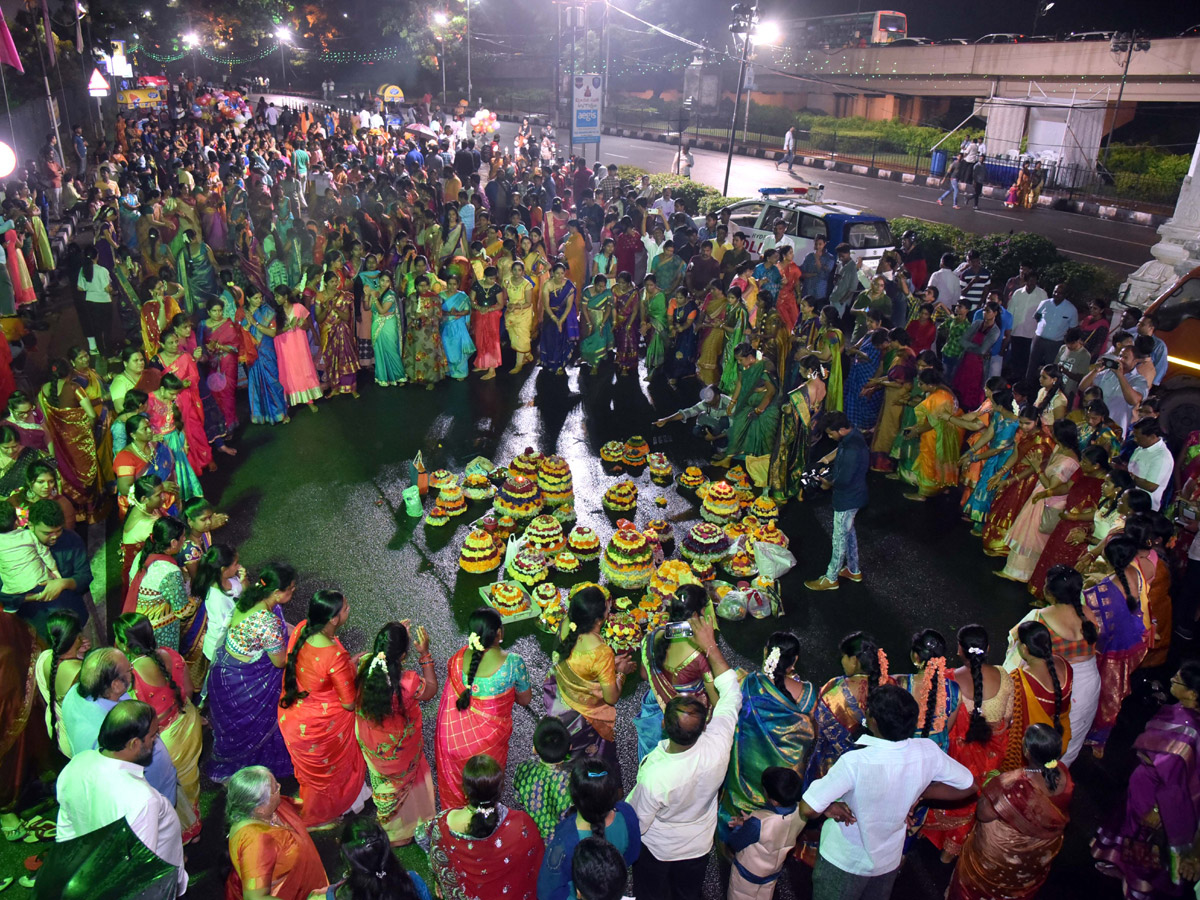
[890,216,1120,299]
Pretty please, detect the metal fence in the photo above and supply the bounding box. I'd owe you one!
[484,98,1183,215]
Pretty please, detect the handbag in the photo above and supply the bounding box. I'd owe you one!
[1039,504,1062,535]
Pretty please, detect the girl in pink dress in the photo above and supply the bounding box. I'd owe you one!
[273,289,322,411]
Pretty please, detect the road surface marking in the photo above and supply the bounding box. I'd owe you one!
[1066,228,1152,246]
[898,195,940,205]
[607,153,630,158]
[823,181,868,190]
[1060,248,1132,266]
[977,211,1022,221]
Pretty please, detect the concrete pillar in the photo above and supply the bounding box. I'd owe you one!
[1122,129,1200,307]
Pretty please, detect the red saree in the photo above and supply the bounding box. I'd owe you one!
[1027,470,1106,599]
[160,351,214,473]
[0,612,49,814]
[981,431,1053,552]
[947,768,1073,900]
[38,382,108,523]
[427,807,544,900]
[277,625,367,826]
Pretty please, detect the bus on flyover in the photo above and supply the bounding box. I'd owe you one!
[783,11,908,49]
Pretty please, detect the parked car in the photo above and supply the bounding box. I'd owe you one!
[935,38,970,45]
[1179,25,1200,37]
[976,33,1023,44]
[888,37,933,46]
[696,186,895,267]
[1064,31,1114,41]
[1020,35,1056,43]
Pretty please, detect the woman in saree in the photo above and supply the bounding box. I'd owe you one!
[352,253,382,371]
[140,226,176,282]
[112,249,143,325]
[901,369,963,501]
[139,277,182,360]
[273,288,323,412]
[775,245,802,332]
[114,415,179,517]
[199,187,228,255]
[438,273,476,381]
[365,273,406,388]
[355,621,439,845]
[812,306,845,413]
[640,273,669,379]
[1077,399,1121,460]
[1084,535,1152,757]
[579,274,613,373]
[562,221,589,302]
[314,272,361,400]
[696,282,728,386]
[868,328,917,472]
[719,631,816,826]
[894,629,962,751]
[114,612,203,843]
[1027,447,1110,598]
[278,589,370,827]
[923,625,1014,863]
[844,321,887,431]
[110,348,158,420]
[593,237,617,286]
[120,475,165,600]
[2,393,48,453]
[953,304,1001,411]
[1001,621,1073,770]
[197,299,240,434]
[175,229,221,315]
[10,459,75,531]
[546,585,635,778]
[664,289,700,387]
[422,754,544,900]
[124,515,196,652]
[981,407,1056,554]
[716,342,780,467]
[0,609,49,846]
[947,724,1073,900]
[504,260,536,375]
[240,289,289,425]
[947,377,1001,506]
[1092,659,1200,900]
[67,346,113,484]
[434,607,532,809]
[38,362,106,523]
[1079,299,1112,360]
[145,375,204,502]
[438,206,468,267]
[719,285,751,393]
[544,199,570,256]
[234,219,269,298]
[995,418,1082,581]
[611,271,642,376]
[405,275,449,389]
[156,329,218,474]
[769,355,826,502]
[3,224,34,308]
[806,632,892,785]
[206,563,296,783]
[633,584,719,762]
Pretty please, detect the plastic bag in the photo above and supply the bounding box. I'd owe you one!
[744,586,773,619]
[464,456,496,478]
[753,542,796,581]
[717,590,748,620]
[403,485,423,517]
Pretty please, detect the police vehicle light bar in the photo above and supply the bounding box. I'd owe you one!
[758,185,825,201]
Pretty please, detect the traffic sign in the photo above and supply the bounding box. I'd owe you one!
[87,68,110,98]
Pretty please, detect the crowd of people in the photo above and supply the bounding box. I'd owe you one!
[0,77,1194,900]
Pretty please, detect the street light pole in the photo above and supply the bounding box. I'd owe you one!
[441,35,447,107]
[723,3,755,197]
[466,0,472,105]
[1031,0,1053,35]
[1101,31,1150,169]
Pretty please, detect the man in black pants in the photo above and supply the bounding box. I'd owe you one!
[972,155,988,210]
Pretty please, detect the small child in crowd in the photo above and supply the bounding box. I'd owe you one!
[513,716,574,839]
[720,767,808,900]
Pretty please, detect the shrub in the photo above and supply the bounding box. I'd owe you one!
[889,217,964,273]
[964,232,1058,283]
[644,173,723,216]
[698,195,750,215]
[1039,259,1122,301]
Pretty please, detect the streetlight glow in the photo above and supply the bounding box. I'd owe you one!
[181,32,198,47]
[433,12,449,25]
[274,25,291,43]
[752,21,780,45]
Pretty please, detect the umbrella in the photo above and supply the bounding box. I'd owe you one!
[404,123,438,143]
[33,818,178,900]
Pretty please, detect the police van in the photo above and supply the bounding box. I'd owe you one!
[703,186,895,267]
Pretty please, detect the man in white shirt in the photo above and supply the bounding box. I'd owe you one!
[642,224,667,275]
[652,187,676,219]
[926,253,961,312]
[1006,270,1048,378]
[1079,346,1150,438]
[264,102,281,135]
[628,615,741,899]
[1026,283,1080,380]
[1128,419,1174,510]
[760,219,795,256]
[57,701,188,895]
[799,685,975,900]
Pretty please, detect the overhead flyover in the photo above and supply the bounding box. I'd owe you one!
[755,38,1200,102]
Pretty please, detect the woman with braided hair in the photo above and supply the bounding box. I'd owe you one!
[205,563,296,783]
[328,816,432,900]
[719,631,816,827]
[114,612,203,843]
[434,607,532,810]
[354,622,439,846]
[545,585,637,780]
[422,753,544,900]
[1084,535,1151,757]
[1001,621,1073,770]
[894,629,961,750]
[277,589,369,827]
[123,515,194,651]
[1004,565,1098,765]
[537,758,641,900]
[632,583,719,762]
[805,631,893,785]
[923,625,1014,863]
[948,724,1074,900]
[34,609,87,756]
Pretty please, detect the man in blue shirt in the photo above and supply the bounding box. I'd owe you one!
[1136,311,1169,385]
[404,141,424,171]
[800,235,835,300]
[62,648,179,805]
[71,125,87,177]
[806,412,869,591]
[1026,282,1079,380]
[973,287,1012,378]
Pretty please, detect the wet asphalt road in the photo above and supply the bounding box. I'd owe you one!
[183,354,1137,899]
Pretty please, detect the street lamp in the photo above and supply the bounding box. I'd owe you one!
[182,31,199,80]
[433,12,448,107]
[723,2,756,197]
[464,0,474,107]
[1102,31,1151,168]
[274,25,291,90]
[1031,0,1054,35]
